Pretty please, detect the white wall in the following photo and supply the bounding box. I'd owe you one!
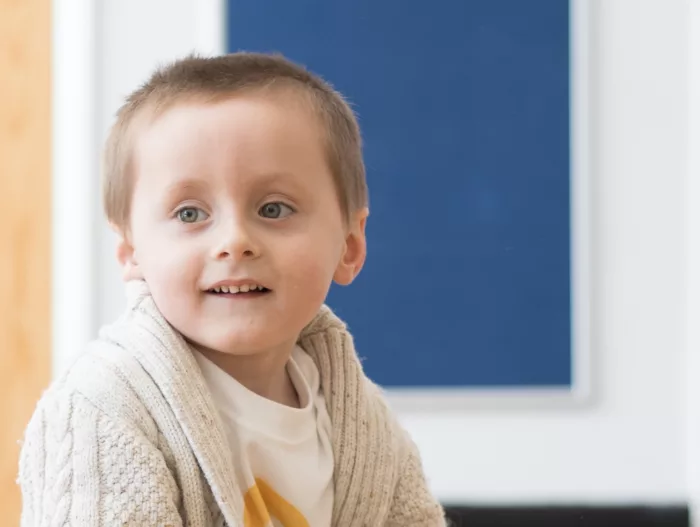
[57,0,691,506]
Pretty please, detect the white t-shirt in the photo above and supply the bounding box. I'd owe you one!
[193,346,334,527]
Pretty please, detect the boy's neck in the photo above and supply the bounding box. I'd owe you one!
[193,340,300,408]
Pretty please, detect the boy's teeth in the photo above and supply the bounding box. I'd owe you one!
[211,284,265,293]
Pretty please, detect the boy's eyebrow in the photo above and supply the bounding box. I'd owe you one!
[248,170,310,192]
[162,178,210,202]
[160,171,313,203]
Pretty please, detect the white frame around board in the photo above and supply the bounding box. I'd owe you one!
[388,0,593,409]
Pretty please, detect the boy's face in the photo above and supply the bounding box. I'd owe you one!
[118,92,367,357]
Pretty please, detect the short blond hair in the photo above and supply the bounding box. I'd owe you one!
[103,53,368,230]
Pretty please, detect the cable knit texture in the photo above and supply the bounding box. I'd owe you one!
[19,280,445,526]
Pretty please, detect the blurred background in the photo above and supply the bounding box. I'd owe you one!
[3,0,700,525]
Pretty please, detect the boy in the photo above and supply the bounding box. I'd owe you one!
[19,53,445,526]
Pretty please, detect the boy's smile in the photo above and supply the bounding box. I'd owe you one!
[205,279,271,297]
[117,90,367,385]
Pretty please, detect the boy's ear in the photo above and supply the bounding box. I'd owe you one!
[333,208,369,286]
[112,224,143,281]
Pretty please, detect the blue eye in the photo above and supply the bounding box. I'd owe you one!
[259,202,294,219]
[177,207,208,223]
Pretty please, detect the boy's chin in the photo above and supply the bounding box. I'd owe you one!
[193,332,296,357]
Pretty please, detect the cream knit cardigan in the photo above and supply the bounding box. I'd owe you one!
[19,281,445,526]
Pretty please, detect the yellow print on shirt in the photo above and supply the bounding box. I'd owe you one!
[243,478,310,527]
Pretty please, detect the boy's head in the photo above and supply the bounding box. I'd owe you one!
[104,53,369,357]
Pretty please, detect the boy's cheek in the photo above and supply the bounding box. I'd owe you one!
[284,249,335,290]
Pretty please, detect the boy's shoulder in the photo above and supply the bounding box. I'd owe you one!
[34,339,159,441]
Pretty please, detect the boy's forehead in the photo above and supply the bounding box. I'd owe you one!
[139,87,319,137]
[135,92,325,159]
[130,93,332,193]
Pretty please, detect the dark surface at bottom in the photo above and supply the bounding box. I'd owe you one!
[443,505,689,527]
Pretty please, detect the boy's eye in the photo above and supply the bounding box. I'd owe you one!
[177,207,208,223]
[259,202,294,219]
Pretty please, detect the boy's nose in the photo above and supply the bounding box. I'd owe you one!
[211,222,260,261]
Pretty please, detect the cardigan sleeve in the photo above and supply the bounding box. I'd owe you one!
[18,388,183,527]
[386,429,447,527]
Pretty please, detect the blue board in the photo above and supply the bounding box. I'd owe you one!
[227,0,572,388]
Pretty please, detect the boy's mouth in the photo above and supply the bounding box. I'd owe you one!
[205,284,271,296]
